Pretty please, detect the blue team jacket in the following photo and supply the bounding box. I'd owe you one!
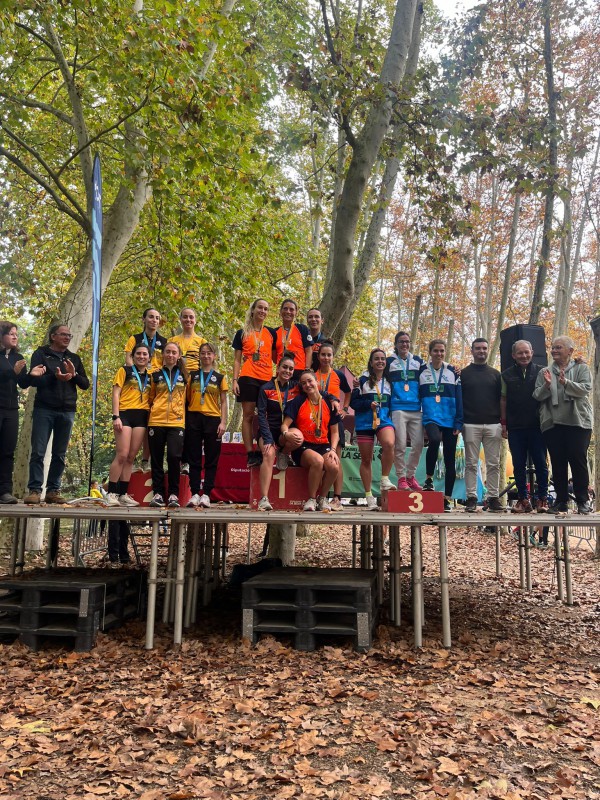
[386,353,424,412]
[350,374,394,432]
[418,362,463,430]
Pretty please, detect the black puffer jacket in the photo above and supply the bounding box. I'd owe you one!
[28,346,89,411]
[0,349,32,410]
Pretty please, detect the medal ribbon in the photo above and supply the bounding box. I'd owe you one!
[132,365,148,402]
[309,396,323,437]
[252,327,263,358]
[316,370,332,394]
[429,364,443,393]
[162,367,180,394]
[199,369,214,404]
[142,331,157,357]
[282,322,295,350]
[274,378,289,420]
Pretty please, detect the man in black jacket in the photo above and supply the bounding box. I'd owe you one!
[23,324,89,504]
[500,339,549,513]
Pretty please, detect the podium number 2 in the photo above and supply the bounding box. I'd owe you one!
[272,471,286,498]
[408,492,423,512]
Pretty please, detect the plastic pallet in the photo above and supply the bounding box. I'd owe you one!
[242,567,378,651]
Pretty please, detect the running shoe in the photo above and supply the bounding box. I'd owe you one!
[276,450,289,471]
[106,492,121,507]
[406,476,422,491]
[422,478,434,491]
[303,497,317,512]
[167,494,180,508]
[258,496,273,511]
[397,477,410,490]
[366,495,378,510]
[187,494,201,508]
[379,477,395,491]
[149,493,164,507]
[119,494,139,507]
[199,494,210,508]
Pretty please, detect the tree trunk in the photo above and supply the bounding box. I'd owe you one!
[490,190,521,365]
[319,0,419,335]
[446,319,455,362]
[267,524,296,565]
[530,0,558,325]
[410,293,421,351]
[590,315,600,558]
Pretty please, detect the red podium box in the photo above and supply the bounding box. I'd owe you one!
[383,489,445,513]
[249,466,310,511]
[127,471,192,507]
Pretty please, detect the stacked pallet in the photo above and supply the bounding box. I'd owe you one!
[0,568,146,652]
[242,567,378,652]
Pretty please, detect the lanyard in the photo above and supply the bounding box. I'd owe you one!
[132,366,148,401]
[309,396,323,436]
[282,323,295,349]
[374,377,385,402]
[399,357,408,380]
[252,327,263,355]
[162,368,180,394]
[316,370,332,393]
[429,363,443,391]
[274,379,289,419]
[199,370,214,404]
[142,331,157,356]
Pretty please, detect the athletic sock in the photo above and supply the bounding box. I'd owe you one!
[108,481,118,494]
[120,480,129,496]
[365,491,373,497]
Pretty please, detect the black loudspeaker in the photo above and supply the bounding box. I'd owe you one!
[500,324,547,372]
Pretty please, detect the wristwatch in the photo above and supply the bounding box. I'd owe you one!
[112,414,119,421]
[343,406,349,412]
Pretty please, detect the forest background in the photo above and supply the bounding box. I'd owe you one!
[0,0,599,494]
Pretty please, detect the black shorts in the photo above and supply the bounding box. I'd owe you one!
[119,409,149,428]
[291,442,331,466]
[236,376,265,404]
[258,426,283,447]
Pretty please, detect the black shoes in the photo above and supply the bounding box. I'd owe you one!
[465,496,477,513]
[423,478,434,491]
[486,497,504,512]
[548,501,569,514]
[0,492,18,504]
[577,501,592,515]
[247,452,262,468]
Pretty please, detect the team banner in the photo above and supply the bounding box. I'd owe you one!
[90,155,103,486]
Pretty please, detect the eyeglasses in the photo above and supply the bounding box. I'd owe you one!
[56,332,73,339]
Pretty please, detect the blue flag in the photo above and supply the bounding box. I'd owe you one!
[90,155,102,489]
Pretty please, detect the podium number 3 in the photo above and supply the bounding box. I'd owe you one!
[408,492,423,512]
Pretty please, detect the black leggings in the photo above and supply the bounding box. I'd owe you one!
[186,412,222,496]
[425,423,457,497]
[543,424,591,505]
[148,426,184,497]
[0,409,18,494]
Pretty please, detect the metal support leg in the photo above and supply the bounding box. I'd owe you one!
[563,525,573,606]
[373,525,384,607]
[184,523,199,629]
[9,518,20,576]
[495,527,501,577]
[202,524,213,606]
[145,521,160,650]
[162,526,177,623]
[554,526,564,601]
[524,526,532,591]
[517,527,525,589]
[352,525,357,568]
[246,523,252,564]
[173,522,186,646]
[389,526,401,627]
[411,525,423,649]
[439,525,451,648]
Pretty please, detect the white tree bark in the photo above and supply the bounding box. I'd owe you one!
[267,524,296,565]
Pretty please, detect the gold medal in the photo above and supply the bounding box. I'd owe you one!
[252,352,260,362]
[375,416,381,426]
[404,383,409,391]
[435,394,441,403]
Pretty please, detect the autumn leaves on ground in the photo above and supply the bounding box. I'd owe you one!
[0,523,599,800]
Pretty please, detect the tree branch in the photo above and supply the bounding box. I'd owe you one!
[0,120,89,222]
[40,17,94,212]
[56,94,149,178]
[0,145,89,233]
[0,91,72,125]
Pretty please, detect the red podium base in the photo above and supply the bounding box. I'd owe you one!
[382,489,445,513]
[127,471,191,507]
[249,466,310,511]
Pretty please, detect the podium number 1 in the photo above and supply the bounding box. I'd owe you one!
[272,471,286,498]
[408,492,423,512]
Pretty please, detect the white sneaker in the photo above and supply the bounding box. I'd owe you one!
[167,494,180,508]
[276,450,289,471]
[199,494,210,508]
[258,495,273,511]
[149,493,164,507]
[106,492,121,507]
[317,496,330,512]
[141,459,150,472]
[180,463,190,475]
[187,494,201,508]
[303,497,317,512]
[380,477,395,491]
[119,493,139,507]
[366,495,378,510]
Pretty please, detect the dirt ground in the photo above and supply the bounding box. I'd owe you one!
[0,518,599,800]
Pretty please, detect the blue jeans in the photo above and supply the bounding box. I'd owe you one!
[28,406,75,493]
[507,427,549,499]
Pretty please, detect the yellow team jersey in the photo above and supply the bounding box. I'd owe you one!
[187,370,229,417]
[113,366,151,411]
[148,368,187,427]
[124,331,168,373]
[168,333,207,373]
